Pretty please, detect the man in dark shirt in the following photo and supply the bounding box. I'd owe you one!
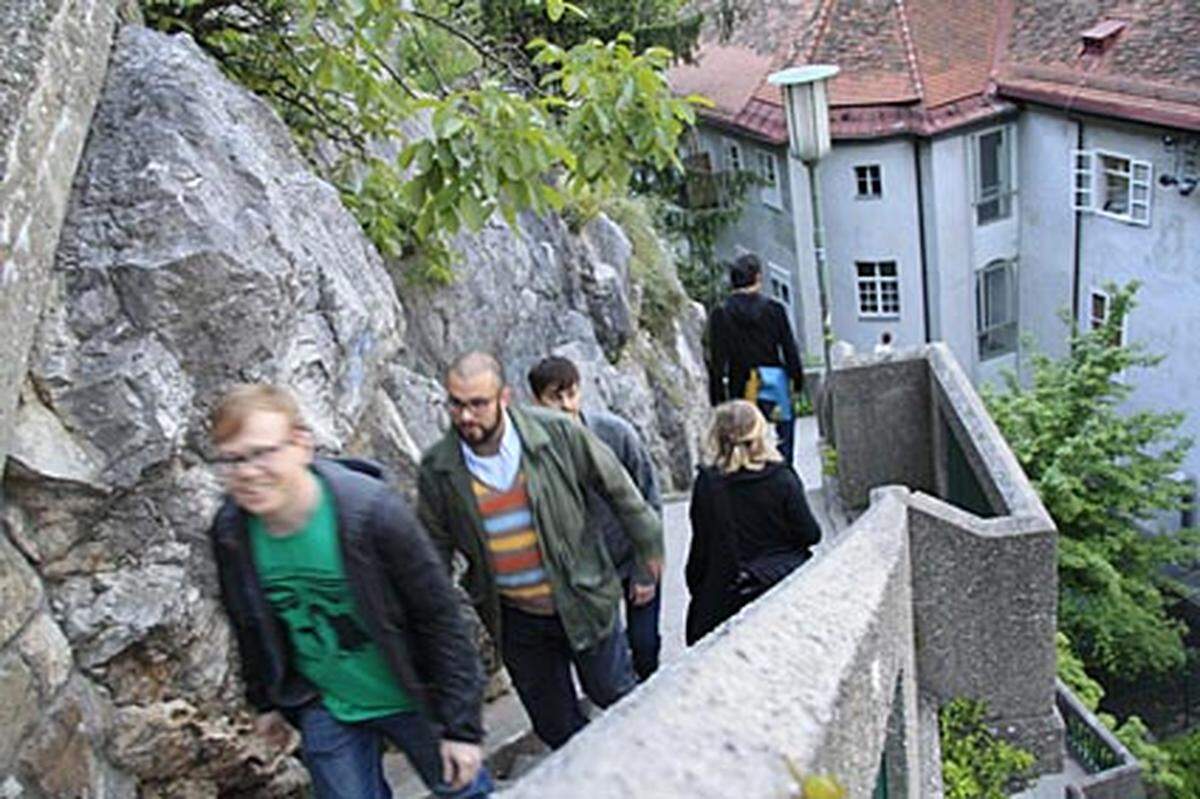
[707,253,805,464]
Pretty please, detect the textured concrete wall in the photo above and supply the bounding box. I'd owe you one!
[926,342,1050,520]
[831,344,1062,770]
[504,490,923,799]
[830,349,934,509]
[0,0,122,473]
[908,495,1062,771]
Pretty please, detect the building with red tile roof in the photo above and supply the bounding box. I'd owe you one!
[673,0,1200,540]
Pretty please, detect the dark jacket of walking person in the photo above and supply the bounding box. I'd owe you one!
[208,384,490,799]
[417,352,663,750]
[707,253,805,464]
[685,400,822,646]
[528,355,664,682]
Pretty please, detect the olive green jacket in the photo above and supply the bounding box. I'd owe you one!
[417,405,663,653]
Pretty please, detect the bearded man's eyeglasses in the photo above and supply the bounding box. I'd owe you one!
[446,395,498,415]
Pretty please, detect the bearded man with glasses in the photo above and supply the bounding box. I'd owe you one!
[207,384,491,799]
[418,352,664,750]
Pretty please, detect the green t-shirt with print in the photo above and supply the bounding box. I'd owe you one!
[249,476,414,721]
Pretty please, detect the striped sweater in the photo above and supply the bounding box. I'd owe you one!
[472,473,556,615]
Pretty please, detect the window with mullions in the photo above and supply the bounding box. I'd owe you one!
[972,126,1014,225]
[976,259,1017,359]
[856,261,900,318]
[855,164,882,198]
[725,141,742,172]
[758,150,782,208]
[1089,289,1127,347]
[1073,149,1152,226]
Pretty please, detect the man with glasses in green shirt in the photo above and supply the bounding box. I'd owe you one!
[208,384,491,798]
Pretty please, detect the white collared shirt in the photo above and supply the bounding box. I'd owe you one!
[460,409,522,490]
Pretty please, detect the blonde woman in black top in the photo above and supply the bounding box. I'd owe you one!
[685,400,822,645]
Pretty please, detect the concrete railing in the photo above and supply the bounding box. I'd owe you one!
[1058,681,1145,799]
[829,344,1063,772]
[500,345,1064,797]
[504,488,921,798]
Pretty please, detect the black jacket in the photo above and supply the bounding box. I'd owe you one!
[210,458,485,742]
[685,462,821,645]
[707,292,804,406]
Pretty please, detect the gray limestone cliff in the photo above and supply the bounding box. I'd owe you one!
[0,21,708,799]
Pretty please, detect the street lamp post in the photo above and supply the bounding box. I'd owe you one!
[768,65,839,382]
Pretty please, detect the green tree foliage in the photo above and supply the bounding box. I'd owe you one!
[985,282,1199,684]
[939,698,1035,799]
[1161,730,1200,799]
[480,0,703,62]
[1058,631,1186,796]
[141,0,707,282]
[643,162,758,312]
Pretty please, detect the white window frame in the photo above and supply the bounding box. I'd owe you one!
[757,150,782,209]
[970,125,1016,225]
[855,260,901,319]
[975,259,1018,360]
[1072,149,1152,226]
[766,261,797,333]
[725,140,742,173]
[1088,288,1128,347]
[854,164,883,199]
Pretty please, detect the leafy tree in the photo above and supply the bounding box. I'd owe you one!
[985,282,1199,685]
[1161,730,1200,799]
[638,162,758,312]
[141,0,707,282]
[480,0,704,62]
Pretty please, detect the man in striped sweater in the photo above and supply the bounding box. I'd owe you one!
[418,352,664,749]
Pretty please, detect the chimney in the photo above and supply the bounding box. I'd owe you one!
[1080,19,1127,55]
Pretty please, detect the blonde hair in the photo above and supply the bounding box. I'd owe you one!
[707,400,782,474]
[211,384,305,444]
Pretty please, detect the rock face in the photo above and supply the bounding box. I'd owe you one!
[395,209,709,491]
[0,20,708,799]
[0,0,124,476]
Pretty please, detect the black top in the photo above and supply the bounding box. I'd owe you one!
[685,462,821,644]
[707,292,804,405]
[210,458,485,742]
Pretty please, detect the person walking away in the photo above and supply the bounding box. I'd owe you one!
[706,253,805,465]
[207,384,491,799]
[417,352,663,749]
[685,400,822,646]
[528,355,663,681]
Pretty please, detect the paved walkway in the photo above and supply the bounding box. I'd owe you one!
[387,416,832,795]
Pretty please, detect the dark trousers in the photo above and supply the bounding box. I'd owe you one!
[757,399,795,467]
[500,604,636,749]
[775,418,795,467]
[622,577,661,681]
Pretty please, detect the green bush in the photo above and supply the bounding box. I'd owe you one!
[1161,730,1200,799]
[940,698,1035,799]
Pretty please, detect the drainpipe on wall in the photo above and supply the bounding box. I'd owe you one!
[913,138,932,343]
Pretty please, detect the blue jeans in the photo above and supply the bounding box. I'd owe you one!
[500,604,637,749]
[292,703,493,799]
[622,577,661,682]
